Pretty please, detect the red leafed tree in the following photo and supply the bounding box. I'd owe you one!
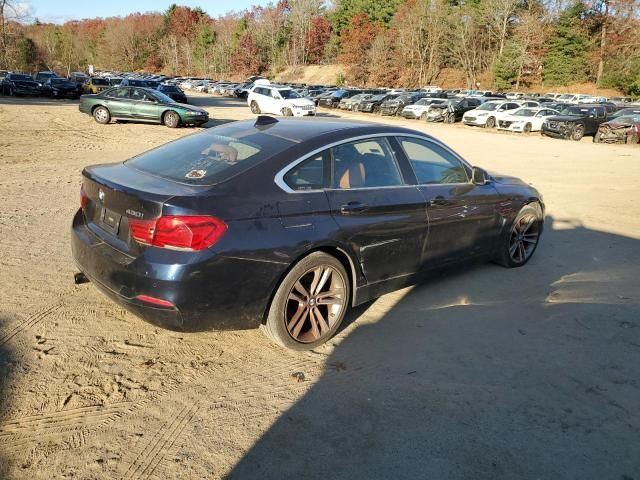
[167,6,204,39]
[231,32,265,77]
[306,16,331,64]
[338,12,380,86]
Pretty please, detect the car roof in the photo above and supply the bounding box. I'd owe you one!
[229,117,431,145]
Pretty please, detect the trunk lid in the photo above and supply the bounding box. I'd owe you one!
[81,162,206,254]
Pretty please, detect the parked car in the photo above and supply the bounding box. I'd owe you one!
[426,97,483,123]
[79,86,209,127]
[119,78,150,88]
[1,73,41,96]
[41,77,82,99]
[338,93,367,110]
[318,89,360,109]
[380,93,426,116]
[541,104,608,141]
[157,84,188,104]
[71,116,544,350]
[610,107,640,120]
[358,94,398,113]
[69,72,89,85]
[462,100,522,128]
[248,84,316,117]
[594,114,640,144]
[108,78,123,87]
[34,71,58,84]
[496,107,560,133]
[400,98,448,120]
[83,77,111,94]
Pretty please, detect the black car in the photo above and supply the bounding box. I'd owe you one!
[426,97,483,123]
[42,77,81,99]
[358,94,398,113]
[380,93,426,116]
[71,116,545,350]
[34,71,58,84]
[541,104,609,140]
[318,89,363,108]
[1,73,41,96]
[157,84,188,104]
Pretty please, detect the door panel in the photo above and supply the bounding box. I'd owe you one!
[131,89,161,121]
[395,136,502,268]
[326,187,427,283]
[104,88,133,117]
[325,137,427,283]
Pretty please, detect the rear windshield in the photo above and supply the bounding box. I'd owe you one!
[126,123,295,185]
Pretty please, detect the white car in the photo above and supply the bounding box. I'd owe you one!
[400,98,448,119]
[496,107,560,133]
[248,84,316,117]
[462,100,523,128]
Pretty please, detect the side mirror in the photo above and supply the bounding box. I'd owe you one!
[472,166,489,185]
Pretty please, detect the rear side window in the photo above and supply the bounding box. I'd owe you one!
[399,137,469,185]
[284,151,329,191]
[126,124,295,185]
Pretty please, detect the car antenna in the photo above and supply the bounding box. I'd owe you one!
[255,115,279,128]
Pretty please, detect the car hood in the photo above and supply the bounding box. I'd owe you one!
[284,99,314,107]
[490,173,529,187]
[170,102,206,113]
[547,115,586,122]
[10,79,40,86]
[601,120,639,128]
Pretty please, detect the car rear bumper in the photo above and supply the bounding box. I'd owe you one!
[71,209,276,332]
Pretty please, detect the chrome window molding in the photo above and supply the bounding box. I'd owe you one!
[274,132,473,194]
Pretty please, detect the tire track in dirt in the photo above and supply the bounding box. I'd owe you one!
[0,304,61,347]
[122,401,202,480]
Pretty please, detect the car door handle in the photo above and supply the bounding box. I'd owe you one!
[340,201,369,214]
[428,196,449,207]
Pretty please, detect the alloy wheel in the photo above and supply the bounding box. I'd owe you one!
[284,265,347,344]
[508,214,539,264]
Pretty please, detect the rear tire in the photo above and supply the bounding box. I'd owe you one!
[262,252,350,351]
[494,204,543,268]
[163,111,180,128]
[93,106,110,124]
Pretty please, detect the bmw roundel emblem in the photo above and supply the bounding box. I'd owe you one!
[98,189,105,202]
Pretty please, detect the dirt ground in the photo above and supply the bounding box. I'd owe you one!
[0,93,639,480]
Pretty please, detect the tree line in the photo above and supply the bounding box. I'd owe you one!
[1,0,639,94]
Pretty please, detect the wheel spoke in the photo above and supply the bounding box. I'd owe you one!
[309,267,323,297]
[509,239,519,257]
[290,308,309,339]
[308,308,320,339]
[287,304,306,332]
[313,268,332,295]
[522,233,538,244]
[288,292,305,304]
[293,280,309,299]
[313,307,329,333]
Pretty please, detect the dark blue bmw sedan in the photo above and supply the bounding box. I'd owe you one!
[71,116,544,350]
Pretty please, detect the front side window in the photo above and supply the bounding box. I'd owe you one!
[131,88,153,102]
[332,138,403,189]
[399,137,469,185]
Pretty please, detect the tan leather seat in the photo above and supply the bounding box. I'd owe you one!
[338,161,366,189]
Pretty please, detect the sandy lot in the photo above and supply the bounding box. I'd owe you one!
[0,93,639,480]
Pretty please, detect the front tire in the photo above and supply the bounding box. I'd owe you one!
[262,252,350,351]
[93,106,110,124]
[571,124,584,141]
[250,101,261,114]
[163,111,180,128]
[495,204,542,268]
[420,112,428,121]
[281,107,293,117]
[593,131,601,143]
[523,123,532,134]
[485,116,496,128]
[626,133,639,145]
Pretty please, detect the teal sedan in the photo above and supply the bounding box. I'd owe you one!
[79,86,209,128]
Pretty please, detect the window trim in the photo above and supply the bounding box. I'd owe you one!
[274,132,472,193]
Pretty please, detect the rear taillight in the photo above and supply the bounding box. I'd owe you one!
[129,215,227,251]
[80,183,88,209]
